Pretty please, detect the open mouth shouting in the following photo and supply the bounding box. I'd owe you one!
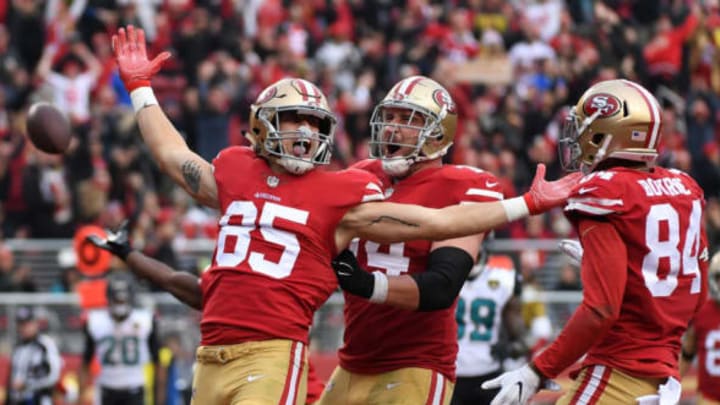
[292,138,312,158]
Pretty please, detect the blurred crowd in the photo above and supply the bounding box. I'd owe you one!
[0,0,719,293]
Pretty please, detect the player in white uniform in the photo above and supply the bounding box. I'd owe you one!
[78,274,163,405]
[452,253,524,405]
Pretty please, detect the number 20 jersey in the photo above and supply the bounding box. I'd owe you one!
[339,160,504,381]
[566,166,708,378]
[85,309,154,389]
[201,147,384,345]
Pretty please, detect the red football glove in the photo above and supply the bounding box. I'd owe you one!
[112,25,171,92]
[523,164,583,215]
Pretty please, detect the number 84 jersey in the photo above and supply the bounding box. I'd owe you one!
[565,166,708,378]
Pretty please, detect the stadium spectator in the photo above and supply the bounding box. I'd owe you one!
[483,79,709,405]
[6,305,62,405]
[112,23,576,404]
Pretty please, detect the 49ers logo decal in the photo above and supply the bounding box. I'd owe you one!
[432,89,456,114]
[583,93,621,118]
[255,86,277,105]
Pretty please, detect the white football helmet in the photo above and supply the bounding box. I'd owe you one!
[559,79,661,172]
[248,78,337,175]
[369,76,457,177]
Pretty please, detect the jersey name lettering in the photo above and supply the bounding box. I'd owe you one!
[638,177,691,197]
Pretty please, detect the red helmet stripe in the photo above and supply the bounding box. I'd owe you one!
[295,79,309,102]
[394,76,423,99]
[622,80,660,149]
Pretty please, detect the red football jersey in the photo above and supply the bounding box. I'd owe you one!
[339,160,504,381]
[200,147,384,345]
[565,166,708,378]
[691,299,720,401]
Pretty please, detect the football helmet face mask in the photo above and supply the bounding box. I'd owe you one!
[709,252,720,303]
[559,79,661,173]
[106,275,134,321]
[369,76,457,177]
[249,78,337,175]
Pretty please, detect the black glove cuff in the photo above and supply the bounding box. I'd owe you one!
[332,250,375,299]
[113,244,133,261]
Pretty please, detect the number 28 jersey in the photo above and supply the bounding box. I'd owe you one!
[201,147,384,345]
[340,160,504,381]
[566,166,708,378]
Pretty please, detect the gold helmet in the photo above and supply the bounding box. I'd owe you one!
[369,76,457,176]
[709,252,720,302]
[559,79,661,172]
[248,78,337,174]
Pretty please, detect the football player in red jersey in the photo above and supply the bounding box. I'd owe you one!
[318,76,505,405]
[482,79,710,405]
[680,252,720,405]
[111,25,580,404]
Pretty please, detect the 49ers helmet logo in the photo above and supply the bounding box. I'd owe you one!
[432,89,456,114]
[255,86,277,105]
[583,93,621,118]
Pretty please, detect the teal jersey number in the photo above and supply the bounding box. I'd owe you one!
[98,336,140,365]
[456,297,496,342]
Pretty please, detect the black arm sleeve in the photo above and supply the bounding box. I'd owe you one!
[513,269,523,297]
[410,247,474,311]
[82,323,95,366]
[148,317,160,364]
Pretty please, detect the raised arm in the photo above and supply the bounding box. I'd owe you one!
[112,25,218,208]
[337,164,581,248]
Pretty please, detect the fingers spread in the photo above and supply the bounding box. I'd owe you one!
[127,25,136,49]
[138,28,147,56]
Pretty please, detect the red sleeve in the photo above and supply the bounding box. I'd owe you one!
[533,218,627,378]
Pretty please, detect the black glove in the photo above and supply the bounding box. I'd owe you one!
[86,221,133,260]
[332,249,374,299]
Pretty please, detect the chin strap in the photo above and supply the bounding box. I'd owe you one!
[278,157,315,175]
[381,158,414,177]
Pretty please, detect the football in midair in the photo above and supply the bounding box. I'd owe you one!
[25,102,72,154]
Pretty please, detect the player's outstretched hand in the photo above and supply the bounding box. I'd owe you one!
[112,25,171,92]
[558,239,583,266]
[87,221,132,260]
[481,364,560,405]
[524,164,583,215]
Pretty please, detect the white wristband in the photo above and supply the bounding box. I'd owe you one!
[369,271,389,304]
[501,196,530,222]
[130,87,159,114]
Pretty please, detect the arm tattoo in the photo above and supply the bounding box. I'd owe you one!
[368,215,419,227]
[182,160,202,194]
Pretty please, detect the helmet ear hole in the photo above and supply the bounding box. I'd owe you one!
[591,133,605,145]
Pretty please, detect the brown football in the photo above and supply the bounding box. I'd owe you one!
[25,102,72,154]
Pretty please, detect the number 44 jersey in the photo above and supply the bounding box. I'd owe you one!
[565,166,708,378]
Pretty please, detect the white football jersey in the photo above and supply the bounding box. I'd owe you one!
[455,255,519,377]
[86,308,154,388]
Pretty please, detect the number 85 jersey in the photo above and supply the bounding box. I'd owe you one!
[565,166,709,378]
[201,147,384,346]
